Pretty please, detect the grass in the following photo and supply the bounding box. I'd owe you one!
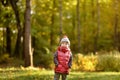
[0,67,120,80]
[69,72,120,80]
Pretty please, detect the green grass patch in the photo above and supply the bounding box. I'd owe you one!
[69,72,120,80]
[0,68,120,80]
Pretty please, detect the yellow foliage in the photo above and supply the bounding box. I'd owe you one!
[72,54,97,71]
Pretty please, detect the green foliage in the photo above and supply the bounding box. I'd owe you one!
[96,53,120,72]
[0,54,24,67]
[33,50,53,69]
[0,54,10,63]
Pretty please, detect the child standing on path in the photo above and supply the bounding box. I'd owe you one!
[53,36,72,80]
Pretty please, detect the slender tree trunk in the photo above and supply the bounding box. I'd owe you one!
[2,26,5,54]
[59,0,63,39]
[6,26,11,56]
[10,0,22,57]
[72,10,77,51]
[118,32,120,51]
[91,0,96,54]
[83,0,86,22]
[82,0,87,53]
[2,11,12,56]
[23,0,33,67]
[93,0,100,54]
[76,0,81,52]
[91,0,95,18]
[50,0,55,51]
[114,0,119,50]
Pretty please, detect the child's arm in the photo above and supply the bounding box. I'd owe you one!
[68,52,73,68]
[54,52,59,66]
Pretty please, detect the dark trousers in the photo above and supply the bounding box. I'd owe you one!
[54,73,67,80]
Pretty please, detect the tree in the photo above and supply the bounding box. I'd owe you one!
[50,0,55,51]
[9,0,22,57]
[1,0,23,57]
[23,0,33,67]
[1,0,12,55]
[82,0,87,53]
[113,0,119,50]
[93,0,100,54]
[59,0,63,38]
[76,0,81,52]
[6,19,12,56]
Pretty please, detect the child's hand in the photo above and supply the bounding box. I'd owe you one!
[55,63,59,67]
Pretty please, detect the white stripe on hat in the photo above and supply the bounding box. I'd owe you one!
[60,36,70,46]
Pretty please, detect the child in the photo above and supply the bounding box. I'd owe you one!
[54,36,72,80]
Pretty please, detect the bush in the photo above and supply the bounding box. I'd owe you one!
[72,51,120,72]
[33,52,54,69]
[0,54,10,63]
[0,54,24,67]
[72,53,97,71]
[96,53,120,72]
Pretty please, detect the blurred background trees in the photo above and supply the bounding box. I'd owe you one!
[0,0,120,67]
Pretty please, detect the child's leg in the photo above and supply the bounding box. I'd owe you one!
[54,73,60,80]
[61,74,67,80]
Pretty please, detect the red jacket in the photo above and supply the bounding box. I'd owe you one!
[54,46,72,74]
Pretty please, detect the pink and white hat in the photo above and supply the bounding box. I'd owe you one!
[60,36,70,46]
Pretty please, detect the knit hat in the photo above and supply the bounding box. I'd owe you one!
[60,36,70,46]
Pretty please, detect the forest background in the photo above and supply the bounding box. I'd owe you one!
[0,0,120,71]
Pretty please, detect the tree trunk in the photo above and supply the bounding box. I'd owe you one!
[23,0,33,67]
[72,10,77,51]
[93,0,100,54]
[82,0,87,53]
[113,0,119,50]
[10,0,22,57]
[50,0,55,51]
[83,0,86,22]
[2,26,5,54]
[59,0,63,39]
[6,26,11,56]
[118,32,120,51]
[76,0,81,52]
[91,0,95,53]
[91,0,95,19]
